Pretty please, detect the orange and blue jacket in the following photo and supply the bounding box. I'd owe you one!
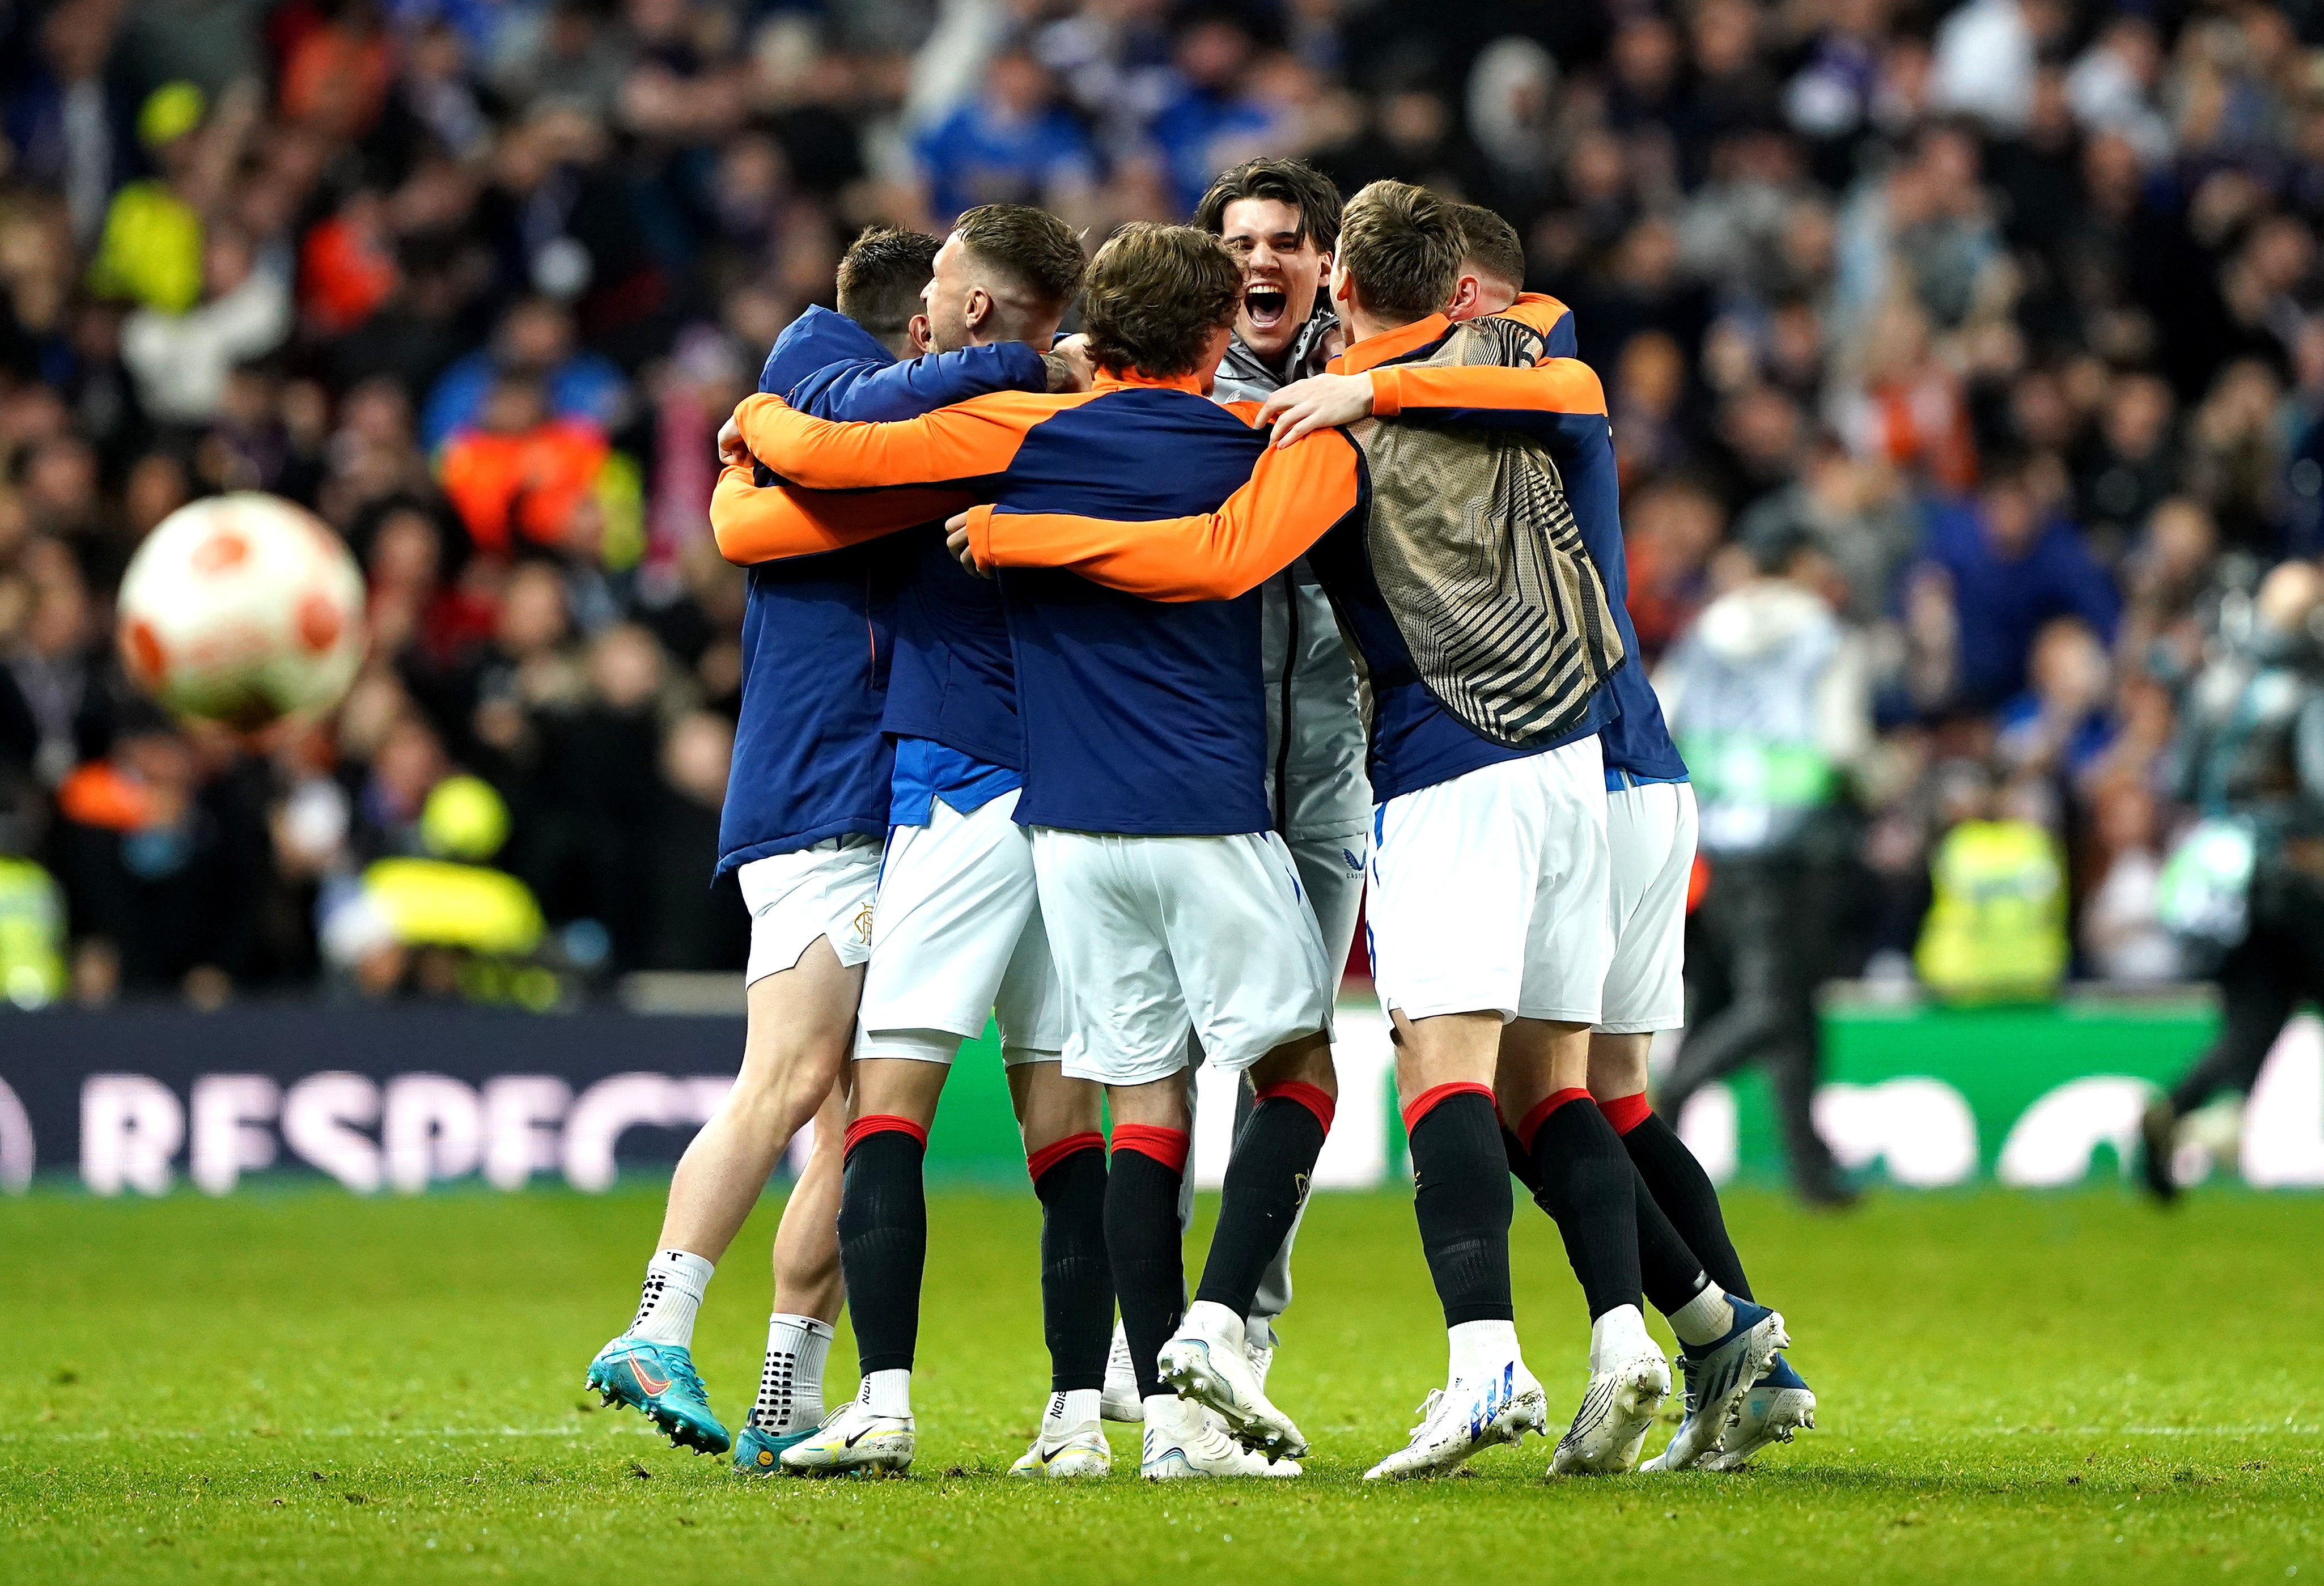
[719,370,1330,836]
[953,296,1685,799]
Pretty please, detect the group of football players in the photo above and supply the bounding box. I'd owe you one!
[580,157,1817,1483]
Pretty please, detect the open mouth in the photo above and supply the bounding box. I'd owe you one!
[1243,285,1288,331]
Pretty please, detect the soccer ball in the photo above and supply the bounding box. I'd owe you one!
[116,493,368,729]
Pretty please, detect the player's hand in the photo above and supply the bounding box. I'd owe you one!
[1259,372,1375,448]
[716,416,749,468]
[945,510,993,578]
[1045,333,1097,393]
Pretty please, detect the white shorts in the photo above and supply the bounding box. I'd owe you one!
[856,790,1063,1062]
[1368,737,1611,1024]
[1284,828,1369,989]
[739,834,882,984]
[1033,827,1332,1087]
[1598,779,1696,1034]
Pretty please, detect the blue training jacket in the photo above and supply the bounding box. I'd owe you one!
[714,307,1048,875]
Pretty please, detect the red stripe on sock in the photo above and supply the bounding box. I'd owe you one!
[842,1114,928,1156]
[1400,1080,1496,1135]
[1025,1130,1105,1183]
[1110,1123,1189,1174]
[1255,1080,1336,1135]
[1599,1091,1653,1137]
[1516,1088,1593,1153]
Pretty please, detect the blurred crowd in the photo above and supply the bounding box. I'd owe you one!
[2,0,2323,1004]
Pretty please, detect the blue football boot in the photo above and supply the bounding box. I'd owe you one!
[732,1422,817,1475]
[586,1337,730,1455]
[1703,1355,1816,1470]
[1639,1298,1788,1472]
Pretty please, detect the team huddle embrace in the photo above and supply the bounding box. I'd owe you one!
[582,158,1815,1483]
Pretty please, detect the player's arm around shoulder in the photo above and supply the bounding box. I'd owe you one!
[728,387,1057,493]
[950,427,1365,602]
[710,466,970,567]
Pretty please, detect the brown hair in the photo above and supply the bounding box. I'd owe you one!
[1337,181,1463,323]
[1452,202,1525,292]
[1080,223,1242,378]
[834,227,941,344]
[952,203,1089,315]
[1194,157,1345,256]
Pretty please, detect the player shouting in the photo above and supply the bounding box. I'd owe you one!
[950,181,1786,1478]
[722,223,1338,1478]
[584,223,1079,1469]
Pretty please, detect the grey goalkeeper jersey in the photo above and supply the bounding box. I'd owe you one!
[1214,315,1373,839]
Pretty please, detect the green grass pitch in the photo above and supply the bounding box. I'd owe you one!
[4,1181,2321,1584]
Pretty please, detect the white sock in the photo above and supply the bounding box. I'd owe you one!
[1044,1388,1102,1432]
[1666,1282,1736,1350]
[858,1367,911,1419]
[1588,1304,1656,1373]
[749,1313,834,1432]
[1447,1318,1521,1384]
[1143,1393,1195,1434]
[1184,1299,1244,1345]
[627,1250,714,1346]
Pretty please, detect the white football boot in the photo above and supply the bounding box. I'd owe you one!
[1156,1301,1308,1459]
[1700,1354,1816,1471]
[1010,1391,1112,1479]
[1550,1306,1671,1475]
[1641,1299,1789,1472]
[1141,1397,1301,1479]
[1363,1358,1550,1480]
[777,1399,914,1475]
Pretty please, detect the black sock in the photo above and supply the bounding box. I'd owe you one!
[1527,1099,1640,1320]
[836,1126,925,1374]
[1033,1139,1113,1393]
[1503,1122,1544,1197]
[1621,1110,1752,1301]
[1105,1133,1187,1401]
[1634,1173,1711,1319]
[1407,1089,1514,1326]
[1192,1091,1328,1319]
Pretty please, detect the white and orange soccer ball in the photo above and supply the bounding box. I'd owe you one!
[116,492,368,729]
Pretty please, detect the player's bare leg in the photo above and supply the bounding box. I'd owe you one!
[588,938,862,1456]
[734,1078,847,1472]
[1365,1010,1549,1478]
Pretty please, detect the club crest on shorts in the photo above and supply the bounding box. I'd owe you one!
[850,901,875,945]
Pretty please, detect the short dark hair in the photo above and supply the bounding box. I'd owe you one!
[1452,202,1525,291]
[1336,181,1463,323]
[1081,223,1241,379]
[1194,157,1345,257]
[953,203,1088,313]
[835,227,942,342]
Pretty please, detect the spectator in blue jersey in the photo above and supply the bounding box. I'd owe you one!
[1912,455,2121,714]
[1148,18,1284,219]
[418,297,630,452]
[911,49,1100,227]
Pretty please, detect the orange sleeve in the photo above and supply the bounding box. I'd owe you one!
[731,389,1059,491]
[1368,357,1606,425]
[1492,292,1574,351]
[709,465,970,565]
[964,430,1363,601]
